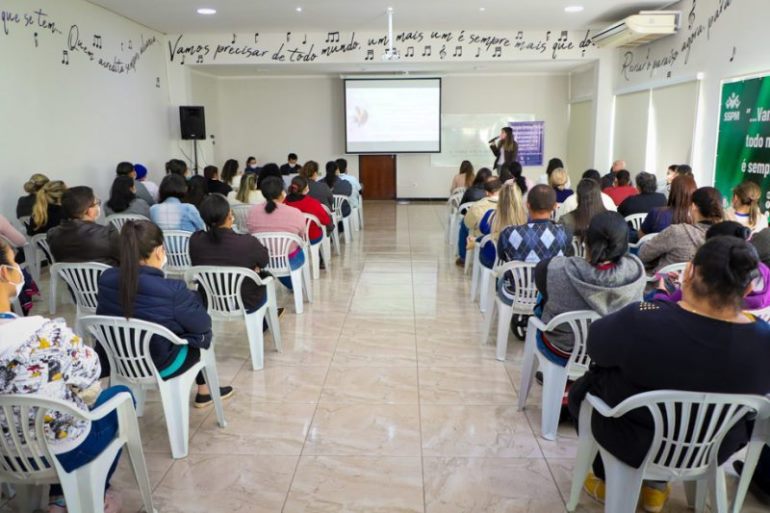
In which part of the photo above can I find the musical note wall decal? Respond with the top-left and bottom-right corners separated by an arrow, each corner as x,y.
364,49 -> 374,61
286,31 -> 291,42
61,49 -> 69,65
558,30 -> 568,42
92,34 -> 102,49
422,45 -> 431,57
453,46 -> 462,57
439,45 -> 447,59
231,33 -> 236,44
196,54 -> 204,64
405,46 -> 415,57
33,32 -> 38,47
128,39 -> 132,49
492,46 -> 502,58
326,31 -> 340,43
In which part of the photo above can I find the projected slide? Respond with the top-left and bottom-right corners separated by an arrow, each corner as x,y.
345,78 -> 441,153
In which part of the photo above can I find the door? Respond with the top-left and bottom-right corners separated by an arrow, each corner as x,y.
358,155 -> 396,200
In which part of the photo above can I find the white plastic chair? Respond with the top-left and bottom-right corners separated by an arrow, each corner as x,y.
566,391 -> 770,513
24,233 -> 53,282
333,195 -> 354,244
356,195 -> 364,229
302,214 -> 331,279
445,189 -> 466,243
78,315 -> 227,459
253,232 -> 313,314
470,234 -> 493,302
629,232 -> 659,253
162,230 -> 192,278
105,213 -> 149,233
648,262 -> 689,282
48,262 -> 109,325
449,202 -> 474,253
518,310 -> 600,440
625,213 -> 647,232
185,266 -> 282,371
230,204 -> 252,234
0,393 -> 156,513
571,237 -> 586,258
482,262 -> 539,360
322,204 -> 341,256
731,400 -> 770,513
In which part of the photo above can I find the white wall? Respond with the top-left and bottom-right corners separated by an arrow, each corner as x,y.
0,0 -> 173,220
613,0 -> 770,186
198,73 -> 569,198
188,71 -> 220,171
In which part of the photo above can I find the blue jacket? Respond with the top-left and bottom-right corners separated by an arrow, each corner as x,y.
96,266 -> 212,370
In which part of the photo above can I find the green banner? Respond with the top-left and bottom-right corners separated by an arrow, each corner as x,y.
715,74 -> 770,214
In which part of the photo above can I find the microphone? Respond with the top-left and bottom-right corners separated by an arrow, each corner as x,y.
489,136 -> 499,144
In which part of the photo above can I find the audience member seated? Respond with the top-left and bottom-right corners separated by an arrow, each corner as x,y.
323,161 -> 353,217
116,161 -> 154,206
600,160 -> 626,190
726,181 -> 768,235
602,169 -> 638,207
103,176 -> 151,218
462,178 -> 503,266
228,173 -> 265,205
96,220 -> 233,407
0,214 -> 26,248
640,186 -> 724,273
549,167 -> 574,203
478,181 -> 527,269
299,160 -> 332,210
618,171 -> 666,217
652,222 -> 770,311
203,165 -> 232,196
456,173 -> 495,266
48,186 -> 120,265
150,174 -> 205,232
27,180 -> 66,236
537,158 -> 566,186
506,161 -> 533,196
244,156 -> 260,175
557,169 -> 616,219
559,179 -> 606,241
221,159 -> 241,191
17,173 -> 49,219
450,160 -> 474,193
568,235 -> 770,512
247,176 -> 306,289
0,238 -> 125,513
656,164 -> 678,197
336,158 -> 362,208
535,212 -> 645,365
752,228 -> 770,266
638,174 -> 697,237
460,168 -> 493,205
497,185 -> 571,297
284,176 -> 333,246
280,153 -> 302,176
165,158 -> 188,177
190,194 -> 271,311
133,164 -> 158,202
256,163 -> 283,189
184,175 -> 209,209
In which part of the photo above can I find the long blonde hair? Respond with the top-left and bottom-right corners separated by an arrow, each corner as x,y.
24,173 -> 49,195
548,168 -> 568,190
733,181 -> 762,228
236,173 -> 257,203
492,182 -> 527,239
32,180 -> 66,229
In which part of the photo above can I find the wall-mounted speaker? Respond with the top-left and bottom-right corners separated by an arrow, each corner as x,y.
179,106 -> 206,140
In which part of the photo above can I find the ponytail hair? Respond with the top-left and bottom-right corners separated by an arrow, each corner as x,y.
260,176 -> 284,214
119,220 -> 164,319
198,193 -> 231,243
287,176 -> 308,202
733,181 -> 762,228
301,160 -> 319,179
32,180 -> 66,229
691,236 -> 760,310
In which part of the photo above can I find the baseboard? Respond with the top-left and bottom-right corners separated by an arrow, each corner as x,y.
395,197 -> 448,203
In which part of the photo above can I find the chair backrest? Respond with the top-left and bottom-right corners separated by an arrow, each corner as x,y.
571,237 -> 586,258
230,204 -> 252,234
253,232 -> 305,276
625,213 -> 647,232
78,315 -> 186,385
106,214 -> 149,233
162,230 -> 192,274
589,391 -> 770,480
748,305 -> 770,322
30,233 -> 54,264
184,266 -> 269,320
649,262 -> 689,282
495,261 -> 539,312
0,395 -> 90,482
457,202 -> 474,216
302,213 -> 323,244
543,310 -> 600,375
332,195 -> 351,218
448,189 -> 465,209
50,262 -> 110,314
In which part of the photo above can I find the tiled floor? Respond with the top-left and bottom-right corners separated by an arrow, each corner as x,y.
4,201 -> 768,512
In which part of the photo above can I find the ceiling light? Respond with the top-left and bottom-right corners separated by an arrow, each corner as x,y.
196,7 -> 216,15
479,7 -> 486,12
296,6 -> 302,12
564,5 -> 584,13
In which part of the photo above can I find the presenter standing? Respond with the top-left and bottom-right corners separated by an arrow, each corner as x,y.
489,127 -> 518,171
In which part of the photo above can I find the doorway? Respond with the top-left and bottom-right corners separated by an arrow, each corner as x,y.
358,155 -> 396,200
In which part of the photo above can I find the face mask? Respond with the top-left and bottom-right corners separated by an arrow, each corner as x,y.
160,250 -> 168,270
2,264 -> 24,300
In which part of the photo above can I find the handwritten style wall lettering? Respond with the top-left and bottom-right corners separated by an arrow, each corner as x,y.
2,6 -> 158,75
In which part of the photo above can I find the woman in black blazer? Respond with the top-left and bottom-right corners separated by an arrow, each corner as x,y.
489,126 -> 518,171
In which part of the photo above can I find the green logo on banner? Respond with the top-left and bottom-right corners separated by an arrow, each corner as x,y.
715,74 -> 770,214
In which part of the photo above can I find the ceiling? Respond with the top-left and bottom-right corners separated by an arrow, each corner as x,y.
88,0 -> 673,34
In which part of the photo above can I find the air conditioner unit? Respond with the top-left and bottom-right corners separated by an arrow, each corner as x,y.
592,11 -> 681,48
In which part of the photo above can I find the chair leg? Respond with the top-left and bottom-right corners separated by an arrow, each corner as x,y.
331,228 -> 341,255
517,323 -> 538,411
321,238 -> 331,273
683,479 -> 708,513
310,245 -> 320,280
49,273 -> 58,315
200,348 -> 227,429
157,374 -> 195,459
732,439 -> 764,513
133,386 -> 147,418
482,295 -> 496,344
289,270 -> 304,314
266,283 -> 283,352
495,303 -> 514,361
470,253 -> 480,302
479,270 -> 492,313
15,484 -> 45,513
601,451 -> 645,513
464,248 -> 474,275
302,261 -> 313,303
710,465 -> 729,513
566,401 -> 598,512
244,309 -> 266,371
342,219 -> 351,244
540,359 -> 570,441
119,403 -> 157,513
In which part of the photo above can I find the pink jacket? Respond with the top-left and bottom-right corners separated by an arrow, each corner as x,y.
0,215 -> 26,247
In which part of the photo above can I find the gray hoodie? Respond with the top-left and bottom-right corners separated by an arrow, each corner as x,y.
540,254 -> 646,355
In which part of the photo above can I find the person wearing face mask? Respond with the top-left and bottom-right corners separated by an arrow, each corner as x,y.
47,186 -> 121,265
244,156 -> 261,175
0,238 -> 127,513
96,220 -> 234,408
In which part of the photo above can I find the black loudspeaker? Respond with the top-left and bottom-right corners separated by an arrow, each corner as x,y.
179,106 -> 206,140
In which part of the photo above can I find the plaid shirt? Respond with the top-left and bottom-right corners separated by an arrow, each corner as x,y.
150,198 -> 205,232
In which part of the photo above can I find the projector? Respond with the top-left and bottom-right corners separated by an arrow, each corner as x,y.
382,49 -> 400,61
